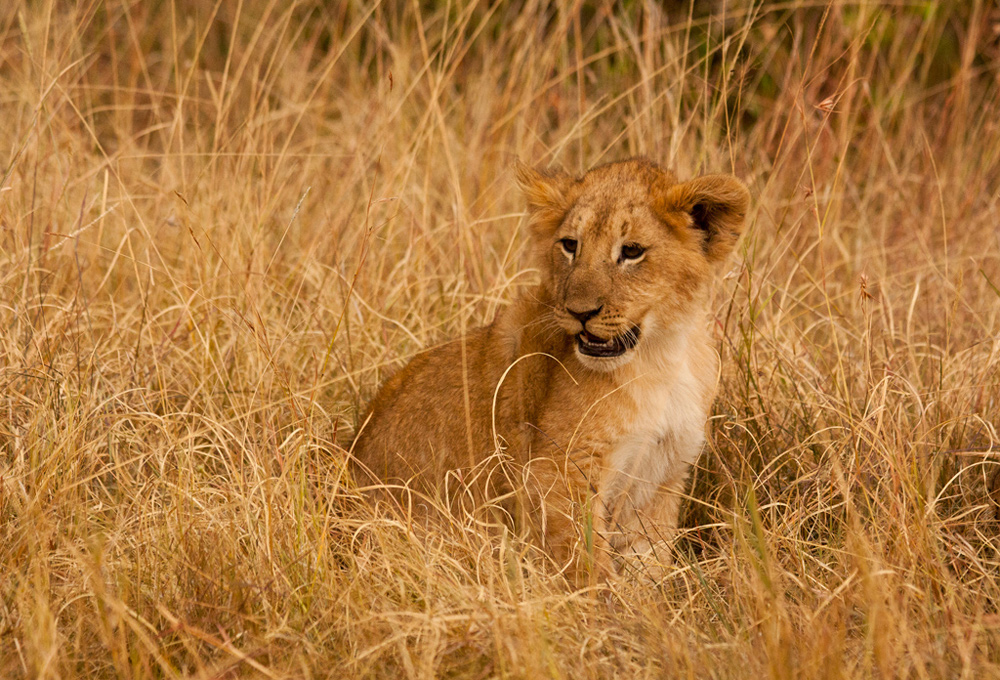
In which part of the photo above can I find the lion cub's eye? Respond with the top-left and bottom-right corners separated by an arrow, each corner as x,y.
619,243 -> 646,262
559,238 -> 578,257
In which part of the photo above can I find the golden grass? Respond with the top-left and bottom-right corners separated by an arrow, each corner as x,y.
2,0 -> 1000,677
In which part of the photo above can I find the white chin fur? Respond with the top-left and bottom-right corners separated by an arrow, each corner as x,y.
574,346 -> 637,372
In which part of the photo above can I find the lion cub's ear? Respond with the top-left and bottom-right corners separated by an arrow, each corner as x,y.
656,174 -> 750,263
514,161 -> 576,236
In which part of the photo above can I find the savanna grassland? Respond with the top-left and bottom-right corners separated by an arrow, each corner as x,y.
2,1 -> 1000,677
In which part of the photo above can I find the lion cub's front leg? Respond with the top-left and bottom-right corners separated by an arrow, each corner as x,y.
534,482 -> 687,585
601,477 -> 688,583
523,450 -> 688,585
516,457 -> 608,586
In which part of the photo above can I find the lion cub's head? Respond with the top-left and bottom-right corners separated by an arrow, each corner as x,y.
516,158 -> 749,371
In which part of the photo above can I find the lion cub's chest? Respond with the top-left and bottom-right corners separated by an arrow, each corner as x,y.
601,351 -> 712,508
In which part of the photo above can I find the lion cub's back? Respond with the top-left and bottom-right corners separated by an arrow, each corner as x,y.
350,325 -> 502,493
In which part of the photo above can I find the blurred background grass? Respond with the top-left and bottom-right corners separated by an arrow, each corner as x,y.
2,1 -> 1000,677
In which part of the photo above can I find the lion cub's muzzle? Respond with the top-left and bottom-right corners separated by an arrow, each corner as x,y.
564,303 -> 642,359
576,326 -> 642,358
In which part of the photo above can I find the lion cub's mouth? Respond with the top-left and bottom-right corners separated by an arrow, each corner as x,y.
576,326 -> 642,358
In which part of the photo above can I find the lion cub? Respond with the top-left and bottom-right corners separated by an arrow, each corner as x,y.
352,158 -> 749,581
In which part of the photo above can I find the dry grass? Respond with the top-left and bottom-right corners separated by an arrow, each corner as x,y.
2,0 -> 1000,677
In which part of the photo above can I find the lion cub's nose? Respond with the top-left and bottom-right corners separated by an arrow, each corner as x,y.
567,305 -> 603,326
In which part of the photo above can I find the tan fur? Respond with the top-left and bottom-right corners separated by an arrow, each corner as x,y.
352,158 -> 750,583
